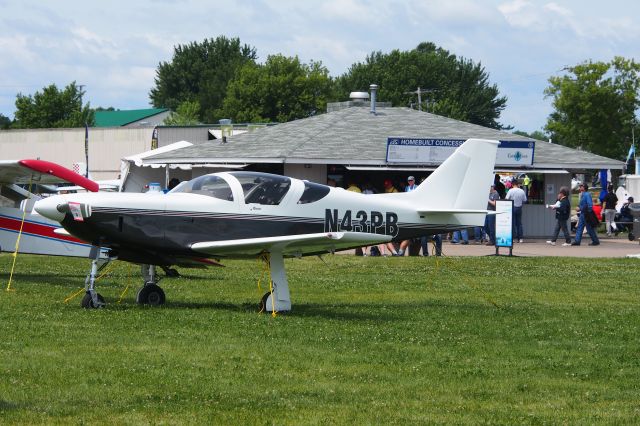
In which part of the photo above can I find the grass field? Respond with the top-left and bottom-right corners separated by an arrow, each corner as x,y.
1,253 -> 639,424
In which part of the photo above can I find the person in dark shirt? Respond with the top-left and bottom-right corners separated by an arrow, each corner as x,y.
494,174 -> 506,199
546,186 -> 572,246
601,185 -> 618,236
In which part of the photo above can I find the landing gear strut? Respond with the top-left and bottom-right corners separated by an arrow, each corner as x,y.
82,245 -> 110,309
137,264 -> 166,306
259,250 -> 291,313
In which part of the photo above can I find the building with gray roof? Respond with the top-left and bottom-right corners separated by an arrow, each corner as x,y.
133,100 -> 625,237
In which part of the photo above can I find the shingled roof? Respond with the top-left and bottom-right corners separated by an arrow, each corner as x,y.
143,106 -> 624,170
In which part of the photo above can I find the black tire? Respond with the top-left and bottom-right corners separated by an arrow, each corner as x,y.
81,292 -> 105,309
629,232 -> 635,242
259,291 -> 272,312
136,284 -> 166,306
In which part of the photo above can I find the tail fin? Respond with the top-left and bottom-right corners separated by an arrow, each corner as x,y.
407,139 -> 499,211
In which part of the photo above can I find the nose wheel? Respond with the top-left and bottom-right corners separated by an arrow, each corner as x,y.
81,292 -> 105,309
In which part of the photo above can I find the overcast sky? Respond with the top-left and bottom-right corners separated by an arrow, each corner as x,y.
1,0 -> 638,132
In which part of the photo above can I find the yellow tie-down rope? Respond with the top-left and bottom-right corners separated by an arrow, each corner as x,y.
6,176 -> 33,292
63,260 -> 119,303
257,252 -> 277,317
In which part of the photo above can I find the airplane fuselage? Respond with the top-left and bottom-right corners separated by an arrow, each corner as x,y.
35,171 -> 473,264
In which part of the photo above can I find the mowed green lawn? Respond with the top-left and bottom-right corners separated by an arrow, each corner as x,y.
1,254 -> 639,424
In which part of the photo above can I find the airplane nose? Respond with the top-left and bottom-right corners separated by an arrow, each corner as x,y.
34,196 -> 67,222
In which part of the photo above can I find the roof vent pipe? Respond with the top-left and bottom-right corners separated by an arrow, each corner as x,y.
369,84 -> 378,115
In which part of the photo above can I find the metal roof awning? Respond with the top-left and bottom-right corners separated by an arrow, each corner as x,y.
495,169 -> 569,174
191,163 -> 248,169
346,165 -> 438,171
347,166 -> 570,174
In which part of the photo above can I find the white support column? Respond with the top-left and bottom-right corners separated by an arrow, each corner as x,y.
266,250 -> 292,312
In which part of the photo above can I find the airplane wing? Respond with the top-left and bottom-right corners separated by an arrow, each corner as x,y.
0,159 -> 99,192
190,232 -> 392,257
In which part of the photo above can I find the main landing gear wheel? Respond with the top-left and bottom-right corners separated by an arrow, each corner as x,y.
259,291 -> 272,312
81,292 -> 105,309
136,284 -> 166,306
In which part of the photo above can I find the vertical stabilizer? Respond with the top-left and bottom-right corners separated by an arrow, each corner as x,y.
407,139 -> 499,210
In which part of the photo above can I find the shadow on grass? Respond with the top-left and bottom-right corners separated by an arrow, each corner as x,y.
0,272 -> 83,286
67,294 -> 507,323
0,400 -> 22,411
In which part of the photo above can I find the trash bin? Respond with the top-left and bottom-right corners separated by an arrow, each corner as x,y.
626,203 -> 640,241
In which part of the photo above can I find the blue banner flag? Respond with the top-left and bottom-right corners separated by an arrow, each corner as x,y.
626,143 -> 635,163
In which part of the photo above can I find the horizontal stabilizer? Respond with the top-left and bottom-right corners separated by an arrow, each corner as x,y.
191,232 -> 391,257
416,208 -> 490,215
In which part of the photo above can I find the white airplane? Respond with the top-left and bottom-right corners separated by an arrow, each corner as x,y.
0,160 -> 200,278
0,159 -> 99,257
34,138 -> 499,311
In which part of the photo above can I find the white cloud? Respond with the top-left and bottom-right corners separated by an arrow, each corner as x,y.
2,0 -> 640,130
70,27 -> 121,61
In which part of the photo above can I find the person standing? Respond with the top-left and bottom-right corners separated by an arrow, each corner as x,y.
571,183 -> 600,246
404,175 -> 417,192
383,179 -> 398,193
398,176 -> 418,255
602,185 -> 618,236
546,187 -> 572,246
494,174 -> 506,199
522,174 -> 531,196
485,185 -> 499,245
506,180 -> 527,243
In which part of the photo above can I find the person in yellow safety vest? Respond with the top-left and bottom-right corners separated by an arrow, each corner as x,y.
523,174 -> 531,197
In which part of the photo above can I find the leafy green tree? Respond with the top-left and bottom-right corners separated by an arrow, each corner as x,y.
0,113 -> 11,129
513,129 -> 548,141
163,100 -> 201,125
334,42 -> 508,129
12,82 -> 94,128
221,55 -> 333,123
149,36 -> 257,123
545,57 -> 640,159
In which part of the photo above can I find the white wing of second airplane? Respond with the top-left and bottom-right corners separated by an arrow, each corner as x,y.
190,232 -> 392,257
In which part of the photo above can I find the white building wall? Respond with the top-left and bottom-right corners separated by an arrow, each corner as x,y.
521,173 -> 571,237
284,163 -> 327,185
0,127 -> 154,180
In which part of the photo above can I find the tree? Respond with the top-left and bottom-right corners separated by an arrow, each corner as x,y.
12,82 -> 94,128
0,113 -> 11,129
334,42 -> 508,129
149,36 -> 257,123
514,129 -> 548,141
220,55 -> 333,123
163,100 -> 201,125
544,57 -> 640,159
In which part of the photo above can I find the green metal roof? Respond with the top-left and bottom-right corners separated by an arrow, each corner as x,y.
94,108 -> 169,127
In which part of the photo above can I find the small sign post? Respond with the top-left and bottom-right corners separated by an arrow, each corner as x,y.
494,200 -> 514,256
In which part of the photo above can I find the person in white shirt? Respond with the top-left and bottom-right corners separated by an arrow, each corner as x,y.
506,180 -> 527,243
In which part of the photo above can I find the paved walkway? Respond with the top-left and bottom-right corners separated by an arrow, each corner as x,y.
438,237 -> 640,258
353,236 -> 640,258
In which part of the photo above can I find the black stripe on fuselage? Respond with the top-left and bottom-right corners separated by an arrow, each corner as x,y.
62,207 -> 461,255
